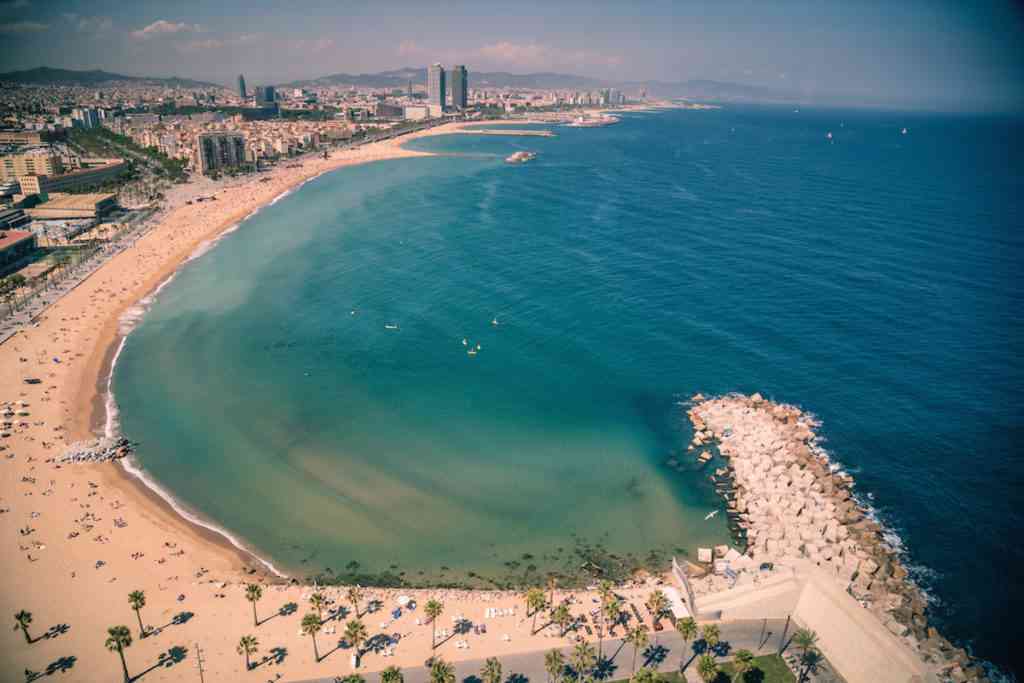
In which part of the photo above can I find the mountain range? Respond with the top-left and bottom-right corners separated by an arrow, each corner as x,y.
0,66 -> 797,103
0,67 -> 221,89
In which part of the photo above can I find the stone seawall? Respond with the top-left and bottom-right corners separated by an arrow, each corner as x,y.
688,392 -> 988,683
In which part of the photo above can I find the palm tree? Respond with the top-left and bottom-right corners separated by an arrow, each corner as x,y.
645,591 -> 669,632
345,619 -> 369,668
13,610 -> 33,644
792,628 -> 818,659
245,584 -> 263,627
625,625 -> 649,674
701,624 -> 720,656
347,586 -> 364,618
798,649 -> 823,683
310,592 -> 326,621
424,599 -> 445,651
547,576 -> 558,607
526,587 -> 547,634
105,625 -> 133,683
630,667 -> 662,683
551,604 -> 572,637
544,648 -> 565,683
301,611 -> 323,662
696,654 -> 718,683
237,635 -> 259,671
482,656 -> 502,683
675,617 -> 697,670
597,580 -> 614,606
732,649 -> 755,683
429,657 -> 455,683
380,665 -> 404,683
570,641 -> 597,683
602,598 -> 621,637
128,590 -> 147,638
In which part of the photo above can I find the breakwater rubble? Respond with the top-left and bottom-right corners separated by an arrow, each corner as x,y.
688,392 -> 990,683
58,437 -> 133,464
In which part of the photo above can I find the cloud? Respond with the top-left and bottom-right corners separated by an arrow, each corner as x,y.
0,20 -> 47,33
130,19 -> 201,39
176,32 -> 261,52
64,14 -> 113,33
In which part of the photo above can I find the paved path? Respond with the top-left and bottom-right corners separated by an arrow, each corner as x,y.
289,619 -> 793,683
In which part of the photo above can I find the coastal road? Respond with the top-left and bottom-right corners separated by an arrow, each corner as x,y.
288,618 -> 793,683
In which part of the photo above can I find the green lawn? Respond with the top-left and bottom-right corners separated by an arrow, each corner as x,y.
716,654 -> 796,683
610,654 -> 794,683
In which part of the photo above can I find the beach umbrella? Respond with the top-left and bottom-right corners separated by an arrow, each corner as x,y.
397,595 -> 411,606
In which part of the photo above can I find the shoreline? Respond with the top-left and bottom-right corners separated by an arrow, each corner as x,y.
64,119 -> 548,586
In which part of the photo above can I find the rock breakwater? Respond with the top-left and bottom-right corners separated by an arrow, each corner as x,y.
689,393 -> 989,682
58,437 -> 132,464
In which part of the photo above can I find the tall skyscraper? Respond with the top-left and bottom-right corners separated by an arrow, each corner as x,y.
450,65 -> 468,109
428,63 -> 446,109
238,74 -> 247,99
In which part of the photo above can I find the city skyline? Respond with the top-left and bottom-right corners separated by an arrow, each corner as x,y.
0,0 -> 1023,111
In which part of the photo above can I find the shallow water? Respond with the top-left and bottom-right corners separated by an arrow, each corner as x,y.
115,106 -> 1023,676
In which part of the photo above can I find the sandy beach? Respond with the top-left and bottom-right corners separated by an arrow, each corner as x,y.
0,121 -> 661,683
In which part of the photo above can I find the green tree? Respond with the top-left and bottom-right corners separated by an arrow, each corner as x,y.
429,657 -> 455,683
128,590 -> 147,638
675,617 -> 697,670
630,667 -> 663,683
526,587 -> 547,634
602,598 -> 622,637
482,656 -> 502,683
380,665 -> 404,683
696,654 -> 718,683
237,634 -> 258,671
310,592 -> 326,621
570,641 -> 596,683
597,580 -> 614,606
551,604 -> 572,637
345,619 -> 369,667
732,649 -> 755,683
799,649 -> 823,683
105,625 -> 133,683
13,610 -> 32,644
302,611 -> 323,662
702,623 -> 720,655
792,628 -> 818,658
625,625 -> 649,673
645,590 -> 670,631
347,586 -> 364,617
547,576 -> 558,607
425,599 -> 444,651
544,648 -> 565,683
245,584 -> 263,627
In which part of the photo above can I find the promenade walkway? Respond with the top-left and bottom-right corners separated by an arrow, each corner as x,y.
289,619 -> 791,683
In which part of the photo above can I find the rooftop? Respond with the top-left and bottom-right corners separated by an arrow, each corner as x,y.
0,229 -> 34,250
36,192 -> 116,209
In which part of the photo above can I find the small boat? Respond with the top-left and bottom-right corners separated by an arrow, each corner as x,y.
505,151 -> 537,164
826,131 -> 833,140
384,324 -> 399,330
467,348 -> 478,356
704,510 -> 719,521
462,338 -> 468,346
901,127 -> 908,135
491,317 -> 499,326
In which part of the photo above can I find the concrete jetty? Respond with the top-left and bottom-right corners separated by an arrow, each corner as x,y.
688,393 -> 988,683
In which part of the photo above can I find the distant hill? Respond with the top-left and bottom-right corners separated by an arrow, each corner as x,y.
278,68 -> 796,102
0,67 -> 223,89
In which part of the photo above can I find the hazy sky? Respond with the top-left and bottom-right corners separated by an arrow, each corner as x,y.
1,0 -> 1022,109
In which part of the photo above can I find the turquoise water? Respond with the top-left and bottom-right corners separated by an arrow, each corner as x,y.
114,107 -> 1023,676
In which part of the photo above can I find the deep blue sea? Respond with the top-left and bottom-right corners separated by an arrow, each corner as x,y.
114,106 -> 1023,677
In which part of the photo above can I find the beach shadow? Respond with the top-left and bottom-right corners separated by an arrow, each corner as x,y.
258,602 -> 297,626
24,655 -> 78,680
131,645 -> 187,681
507,674 -> 529,683
367,599 -> 382,614
365,633 -> 392,654
643,644 -> 669,668
326,605 -> 350,623
262,646 -> 288,667
41,624 -> 71,641
463,676 -> 482,683
593,658 -> 618,681
171,611 -> 193,626
713,641 -> 731,658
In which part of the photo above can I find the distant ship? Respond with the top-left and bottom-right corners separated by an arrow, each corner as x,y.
826,131 -> 833,140
901,127 -> 908,135
505,151 -> 537,164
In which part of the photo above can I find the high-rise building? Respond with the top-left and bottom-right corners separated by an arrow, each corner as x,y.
195,133 -> 247,175
238,74 -> 247,99
427,63 -> 446,110
450,65 -> 468,109
255,85 -> 276,105
71,107 -> 100,129
1,150 -> 64,181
